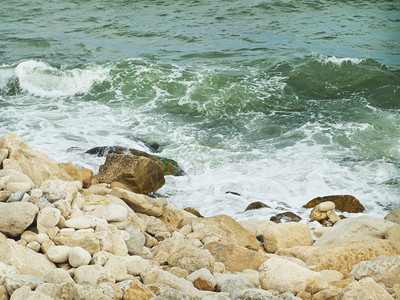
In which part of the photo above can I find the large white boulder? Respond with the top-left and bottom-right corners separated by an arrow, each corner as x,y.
259,256 -> 329,295
0,202 -> 38,237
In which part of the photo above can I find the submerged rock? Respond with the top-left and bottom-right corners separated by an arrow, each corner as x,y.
270,212 -> 301,223
225,191 -> 241,196
244,201 -> 270,212
86,146 -> 184,176
303,195 -> 365,213
183,207 -> 203,218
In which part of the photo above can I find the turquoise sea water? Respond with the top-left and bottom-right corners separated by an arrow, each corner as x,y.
1,0 -> 399,221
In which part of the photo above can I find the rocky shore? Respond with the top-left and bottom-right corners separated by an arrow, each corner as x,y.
0,132 -> 399,300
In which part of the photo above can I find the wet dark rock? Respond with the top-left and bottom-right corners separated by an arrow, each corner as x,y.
270,212 -> 302,223
256,235 -> 264,243
96,154 -> 165,194
184,207 -> 203,218
383,177 -> 400,185
225,191 -> 241,196
86,146 -> 184,176
244,201 -> 270,212
146,142 -> 160,153
303,195 -> 365,213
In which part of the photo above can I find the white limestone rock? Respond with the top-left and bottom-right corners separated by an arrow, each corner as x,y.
220,276 -> 256,299
40,180 -> 82,204
350,255 -> 400,287
110,187 -> 167,217
318,269 -> 344,283
141,267 -> 203,298
104,256 -> 132,282
318,201 -> 335,212
46,246 -> 72,264
0,262 -> 18,285
73,284 -> 111,300
125,226 -> 146,255
237,288 -> 274,300
385,206 -> 400,224
314,215 -> 396,246
186,268 -> 217,291
5,274 -> 45,296
259,256 -> 329,295
64,217 -> 94,230
125,255 -> 151,276
337,277 -> 394,300
262,222 -> 313,253
91,251 -> 113,266
68,246 -> 91,268
0,202 -> 38,237
26,241 -> 41,252
8,285 -> 53,300
0,240 -> 56,278
37,207 -> 61,234
85,204 -> 127,222
44,268 -> 74,284
74,265 -> 115,286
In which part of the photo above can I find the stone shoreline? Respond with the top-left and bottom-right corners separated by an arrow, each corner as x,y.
0,132 -> 399,300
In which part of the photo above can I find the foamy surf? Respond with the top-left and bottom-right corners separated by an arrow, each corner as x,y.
1,54 -> 399,225
312,52 -> 364,66
14,60 -> 110,98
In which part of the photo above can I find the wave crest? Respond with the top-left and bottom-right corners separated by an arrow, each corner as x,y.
312,52 -> 364,66
14,60 -> 110,97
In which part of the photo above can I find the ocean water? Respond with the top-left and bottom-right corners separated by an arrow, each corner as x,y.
1,0 -> 399,223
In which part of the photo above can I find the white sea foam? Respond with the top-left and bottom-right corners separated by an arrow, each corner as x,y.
312,52 -> 364,66
1,58 -> 399,225
14,60 -> 110,97
0,65 -> 15,90
158,119 -> 400,222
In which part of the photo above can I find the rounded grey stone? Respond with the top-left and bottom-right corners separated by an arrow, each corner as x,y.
35,197 -> 55,209
6,191 -> 26,203
125,227 -> 145,255
42,189 -> 67,203
154,288 -> 190,300
221,277 -> 256,299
